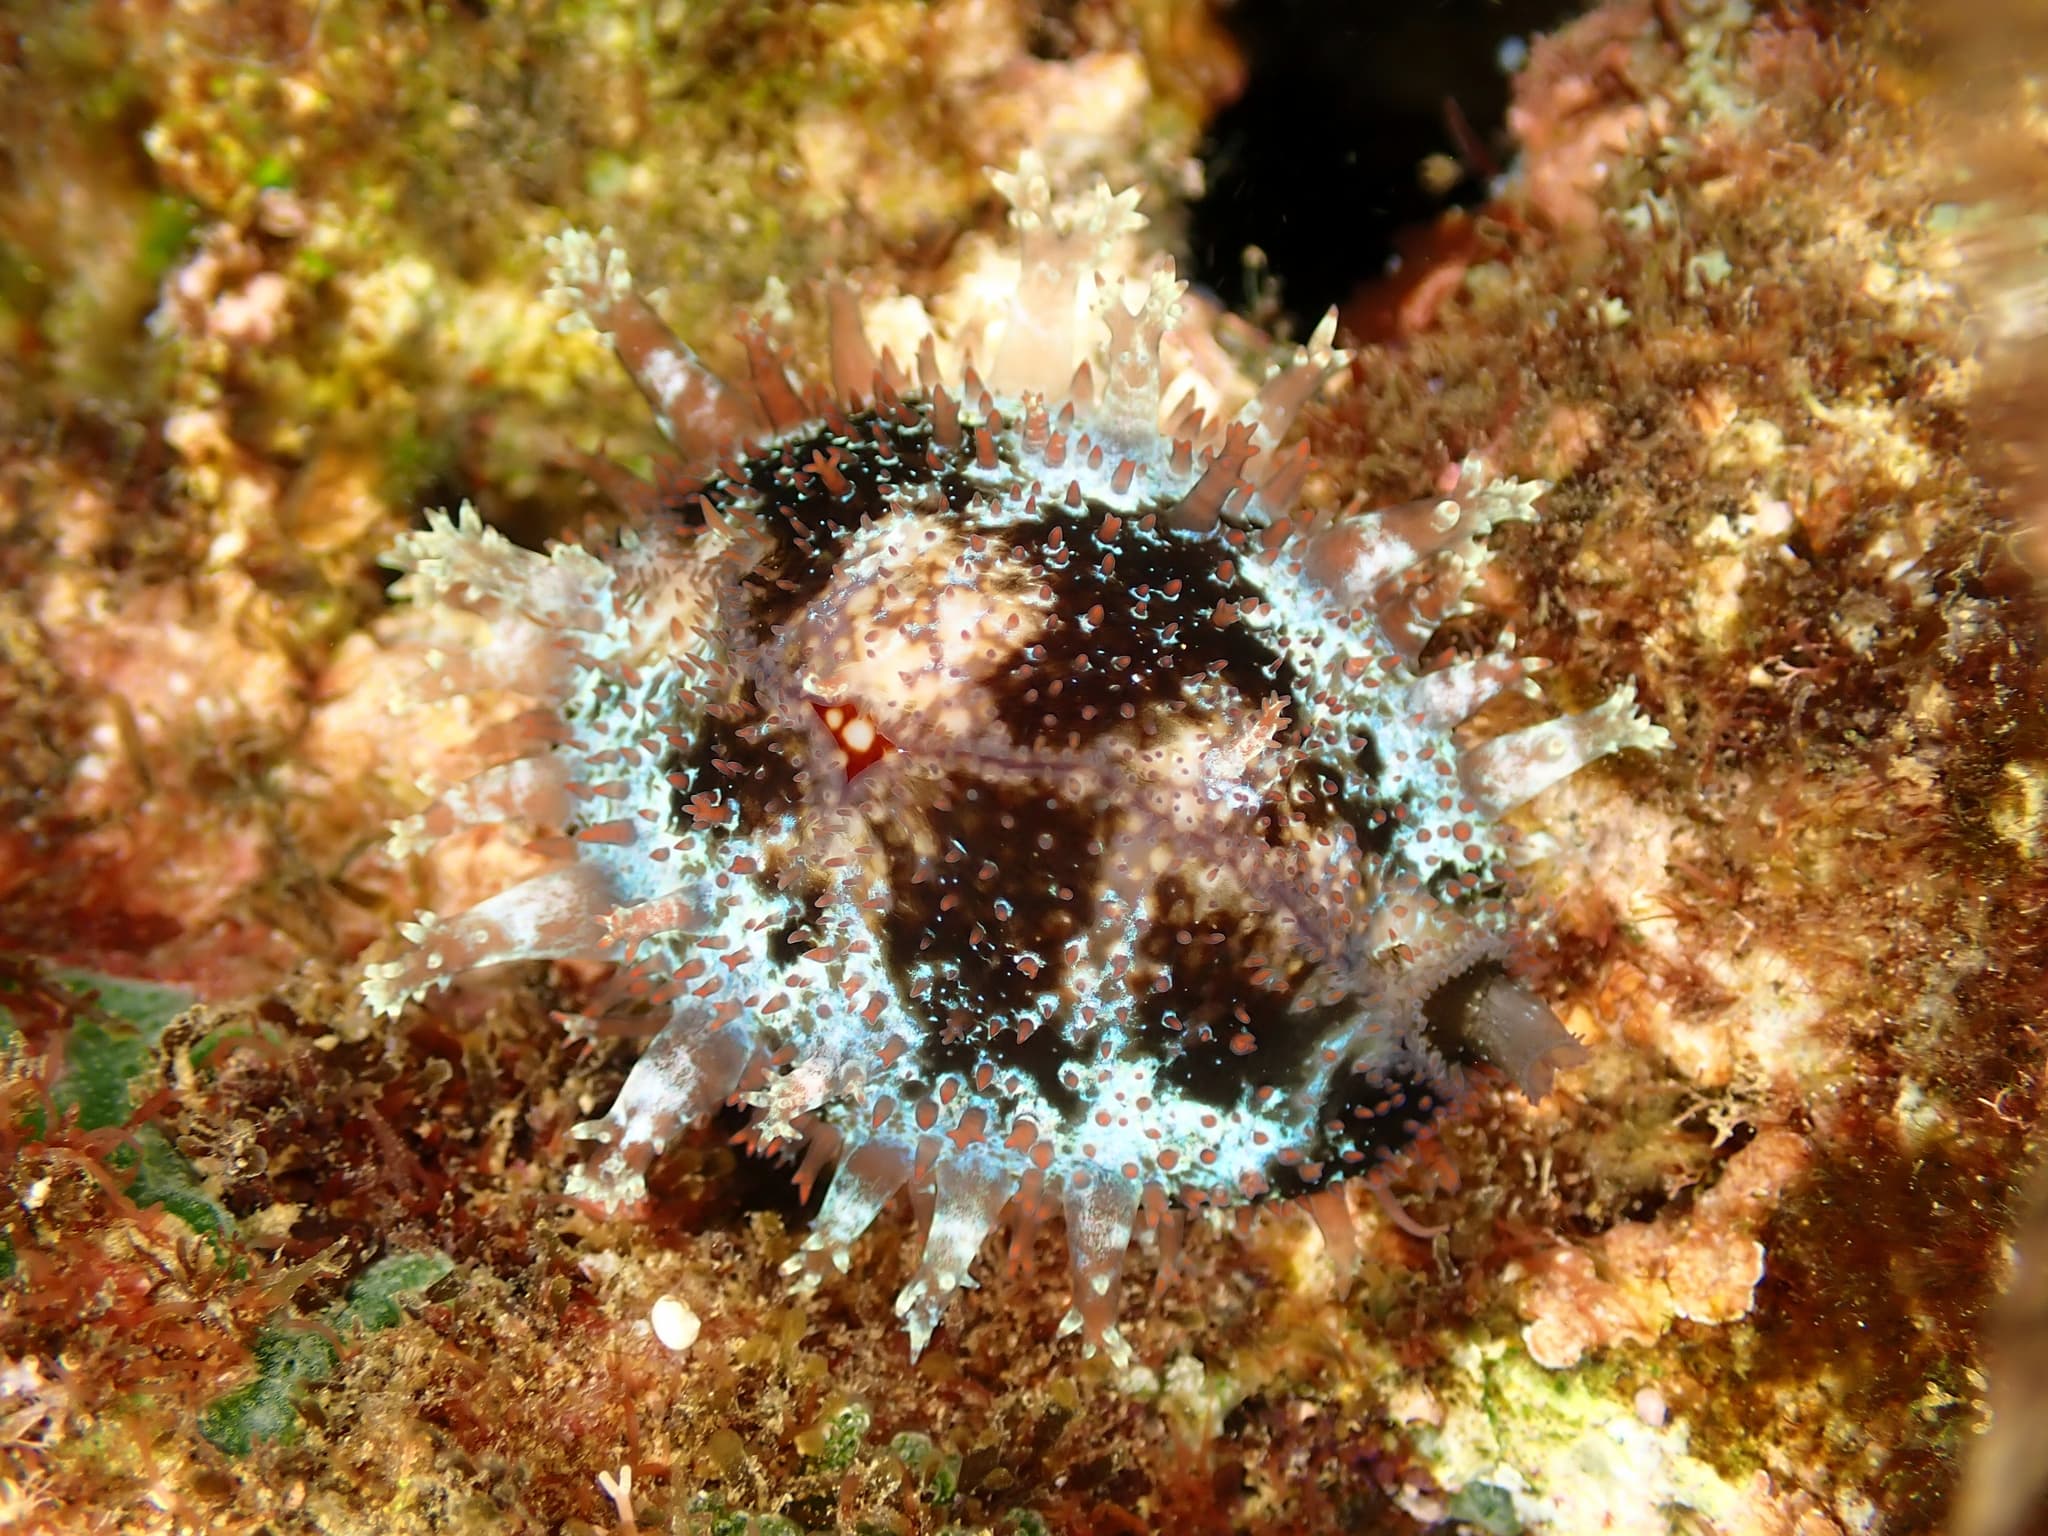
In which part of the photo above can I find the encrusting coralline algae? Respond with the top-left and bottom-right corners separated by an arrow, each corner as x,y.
361,154 -> 1668,1364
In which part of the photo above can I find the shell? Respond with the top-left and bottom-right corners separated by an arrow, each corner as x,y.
362,155 -> 1669,1364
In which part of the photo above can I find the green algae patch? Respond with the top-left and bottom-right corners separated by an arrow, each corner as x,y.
197,1375 -> 304,1458
136,195 -> 200,286
336,1247 -> 457,1334
53,1015 -> 161,1134
200,1247 -> 456,1455
42,967 -> 193,1130
124,1124 -> 237,1247
678,1500 -> 805,1536
1,967 -> 201,1186
198,1326 -> 340,1455
32,974 -> 236,1247
810,1402 -> 873,1473
0,964 -> 231,1251
1446,1481 -> 1523,1536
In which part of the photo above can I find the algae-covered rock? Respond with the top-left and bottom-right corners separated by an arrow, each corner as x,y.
0,2 -> 2038,1533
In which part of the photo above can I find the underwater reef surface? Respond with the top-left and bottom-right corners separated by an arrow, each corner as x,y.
1,1 -> 2041,1533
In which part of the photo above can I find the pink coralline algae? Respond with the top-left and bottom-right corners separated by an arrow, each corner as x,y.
361,157 -> 1668,1363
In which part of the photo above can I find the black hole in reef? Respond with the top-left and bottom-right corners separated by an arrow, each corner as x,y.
1188,0 -> 1591,332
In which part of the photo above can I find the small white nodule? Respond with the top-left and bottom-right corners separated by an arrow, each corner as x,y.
1634,1385 -> 1669,1428
651,1293 -> 702,1352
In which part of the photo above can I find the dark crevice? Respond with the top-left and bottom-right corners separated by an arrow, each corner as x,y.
1189,0 -> 1592,331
